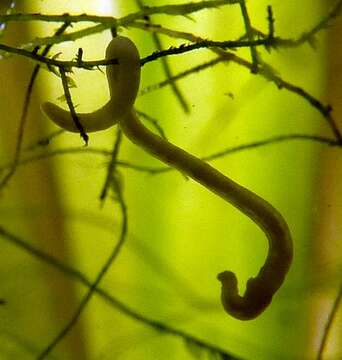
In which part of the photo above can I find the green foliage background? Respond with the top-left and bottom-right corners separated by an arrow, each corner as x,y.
0,1 -> 340,359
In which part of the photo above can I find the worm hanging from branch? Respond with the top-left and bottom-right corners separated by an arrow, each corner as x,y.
42,36 -> 293,320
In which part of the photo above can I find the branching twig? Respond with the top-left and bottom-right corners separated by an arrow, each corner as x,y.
1,2 -> 342,358
143,133 -> 340,175
0,36 -> 269,70
0,1 -> 239,25
0,133 -> 338,178
0,42 -> 119,69
237,0 -> 259,72
1,7 -> 340,141
0,224 -> 242,360
58,66 -> 88,144
0,1 -> 240,47
133,22 -> 342,142
139,56 -> 223,96
276,0 -> 342,48
0,22 -> 70,192
140,37 -> 274,65
134,0 -> 190,113
0,147 -> 158,174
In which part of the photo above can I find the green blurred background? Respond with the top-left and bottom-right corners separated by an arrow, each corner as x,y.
0,0 -> 341,359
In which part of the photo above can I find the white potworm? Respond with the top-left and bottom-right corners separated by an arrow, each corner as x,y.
42,36 -> 293,320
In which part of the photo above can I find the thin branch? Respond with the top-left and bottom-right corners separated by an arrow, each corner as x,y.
257,65 -> 340,142
223,0 -> 342,50
139,56 -> 223,96
37,174 -> 128,359
136,110 -> 168,140
316,282 -> 342,360
0,13 -> 116,24
5,0 -> 340,50
133,22 -> 342,142
0,1 -> 239,25
237,0 -> 259,72
0,133 -> 338,178
26,23 -> 109,48
2,11 -> 339,141
49,33 -> 340,144
225,50 -> 340,141
134,0 -> 190,113
0,42 -> 118,69
140,37 -> 274,65
118,0 -> 240,25
100,129 -> 123,204
0,148 -> 158,174
0,22 -> 70,192
203,134 -> 338,161
58,66 -> 88,144
0,3 -> 340,358
0,36 -> 269,70
276,0 -> 342,48
144,133 -> 339,175
0,1 -> 240,48
153,35 -> 190,113
0,224 -> 242,360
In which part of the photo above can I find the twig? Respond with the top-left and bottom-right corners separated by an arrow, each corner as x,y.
2,11 -> 339,140
316,283 -> 342,360
144,133 -> 339,175
0,22 -> 71,192
37,174 -> 128,358
0,13 -> 116,24
134,0 -> 190,113
0,42 -> 118,69
134,22 -> 342,142
0,36 -> 269,70
0,133 -> 338,178
0,1 -> 240,48
140,37 -> 274,65
4,0 -> 339,49
58,66 -> 88,144
0,147 -> 158,174
267,6 -> 275,40
0,224 -> 242,360
276,0 -> 342,48
99,129 -> 122,203
0,1 -> 239,25
136,110 -> 168,140
139,56 -> 223,96
237,0 -> 259,72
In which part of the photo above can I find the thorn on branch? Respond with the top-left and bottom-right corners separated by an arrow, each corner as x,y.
76,47 -> 83,65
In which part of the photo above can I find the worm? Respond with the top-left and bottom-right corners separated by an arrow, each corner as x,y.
42,36 -> 293,320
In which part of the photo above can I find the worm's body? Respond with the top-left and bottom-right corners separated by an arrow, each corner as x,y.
42,36 -> 293,320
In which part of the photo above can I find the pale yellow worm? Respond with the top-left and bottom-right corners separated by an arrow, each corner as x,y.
42,36 -> 293,320
42,37 -> 140,132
